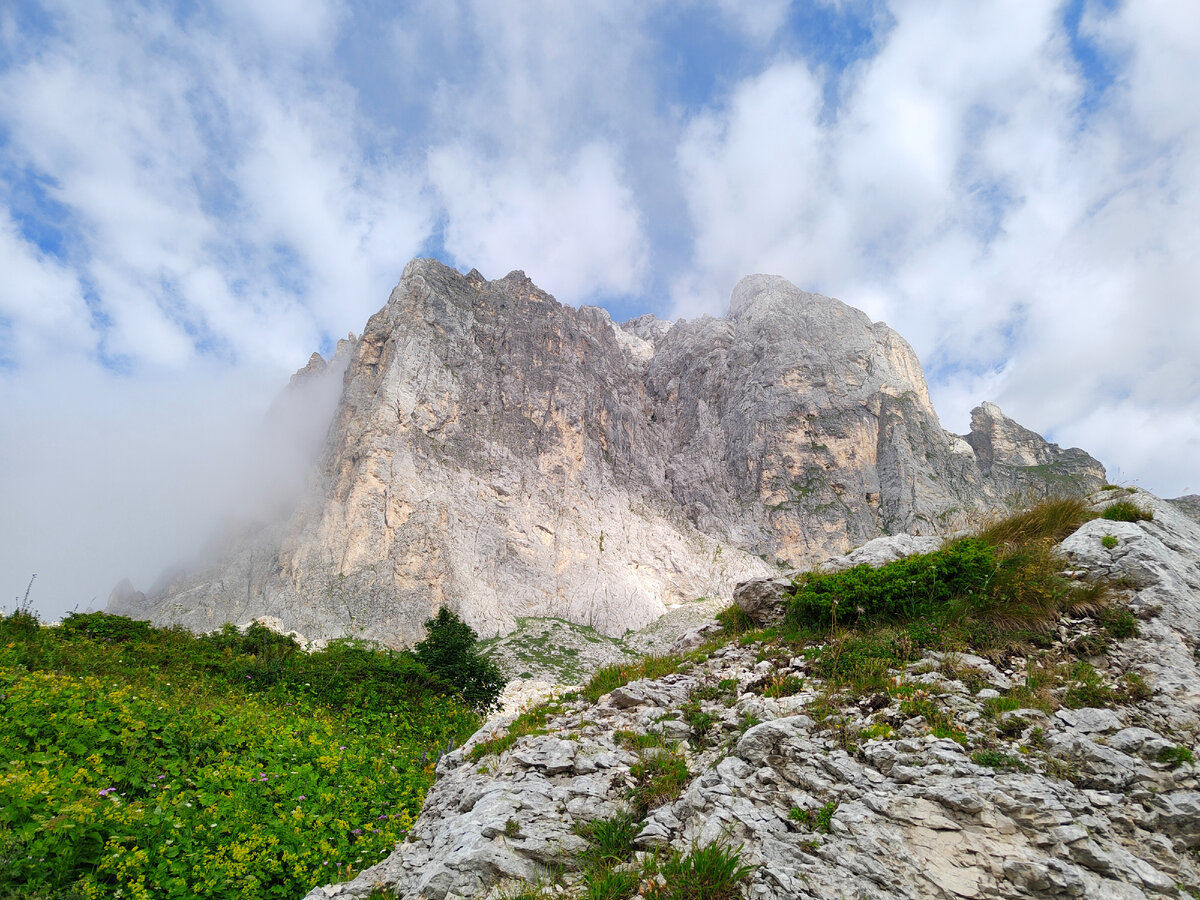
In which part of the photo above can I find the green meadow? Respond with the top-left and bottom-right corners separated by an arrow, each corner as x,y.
0,610 -> 500,900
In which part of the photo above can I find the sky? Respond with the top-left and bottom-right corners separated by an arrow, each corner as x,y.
2,0 -> 1198,620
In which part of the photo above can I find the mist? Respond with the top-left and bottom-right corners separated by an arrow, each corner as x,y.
1,349 -> 348,623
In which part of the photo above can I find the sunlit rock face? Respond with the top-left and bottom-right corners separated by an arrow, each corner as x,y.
108,259 -> 1105,646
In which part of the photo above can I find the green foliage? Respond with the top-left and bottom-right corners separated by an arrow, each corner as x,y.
467,699 -> 564,761
786,497 -> 1108,641
975,496 -> 1093,547
628,748 -> 689,816
788,801 -> 838,834
1156,745 -> 1194,768
0,613 -> 479,900
971,750 -> 1027,770
574,813 -> 639,872
582,655 -> 687,704
1101,535 -> 1119,550
414,608 -> 505,713
655,842 -> 754,900
714,604 -> 754,638
1097,606 -> 1138,639
58,611 -> 155,643
1101,501 -> 1153,523
899,697 -> 966,743
786,538 -> 995,630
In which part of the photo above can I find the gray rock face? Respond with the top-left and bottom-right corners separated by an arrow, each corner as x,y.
303,489 -> 1200,900
111,260 -> 1104,646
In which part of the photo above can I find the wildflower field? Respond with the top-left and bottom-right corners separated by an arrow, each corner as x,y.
0,611 -> 494,900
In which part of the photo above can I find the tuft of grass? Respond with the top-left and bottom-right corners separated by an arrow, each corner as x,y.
628,749 -> 690,816
1101,534 -> 1119,549
971,749 -> 1027,770
582,655 -> 688,704
468,700 -> 564,761
574,813 -> 639,871
715,604 -> 755,637
1101,501 -> 1153,523
1156,745 -> 1195,768
976,496 -> 1094,547
655,842 -> 755,900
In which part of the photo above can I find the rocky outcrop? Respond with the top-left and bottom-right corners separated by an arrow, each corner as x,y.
305,489 -> 1200,900
111,260 -> 1105,647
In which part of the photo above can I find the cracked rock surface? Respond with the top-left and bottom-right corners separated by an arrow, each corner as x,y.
111,260 -> 1103,648
306,489 -> 1200,900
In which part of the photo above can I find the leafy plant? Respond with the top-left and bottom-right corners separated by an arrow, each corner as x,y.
0,613 -> 479,900
1101,535 -> 1119,550
414,608 -> 505,712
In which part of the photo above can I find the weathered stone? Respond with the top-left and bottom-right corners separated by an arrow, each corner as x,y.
112,261 -> 1105,648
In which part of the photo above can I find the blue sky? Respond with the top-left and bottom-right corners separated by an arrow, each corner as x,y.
2,0 -> 1198,618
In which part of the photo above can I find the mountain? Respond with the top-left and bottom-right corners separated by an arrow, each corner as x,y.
108,259 -> 1104,646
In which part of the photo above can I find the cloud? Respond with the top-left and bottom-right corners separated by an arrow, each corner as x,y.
669,0 -> 1200,495
3,0 -> 1199,620
429,142 -> 647,301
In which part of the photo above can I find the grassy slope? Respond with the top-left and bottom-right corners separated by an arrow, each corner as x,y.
0,617 -> 481,900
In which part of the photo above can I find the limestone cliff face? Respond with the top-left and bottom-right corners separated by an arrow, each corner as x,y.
109,259 -> 1105,646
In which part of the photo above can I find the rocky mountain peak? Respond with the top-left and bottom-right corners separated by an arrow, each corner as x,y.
110,260 -> 1106,648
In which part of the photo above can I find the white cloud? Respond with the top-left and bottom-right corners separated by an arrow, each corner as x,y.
429,142 -> 647,301
670,0 -> 1200,495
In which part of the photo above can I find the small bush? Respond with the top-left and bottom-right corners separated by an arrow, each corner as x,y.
58,611 -> 154,643
1101,535 -> 1118,550
415,608 -> 505,712
786,538 -> 995,630
1101,501 -> 1153,523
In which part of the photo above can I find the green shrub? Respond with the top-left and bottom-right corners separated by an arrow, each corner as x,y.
1101,535 -> 1119,550
414,608 -> 505,712
786,538 -> 995,630
58,611 -> 155,643
1101,501 -> 1153,523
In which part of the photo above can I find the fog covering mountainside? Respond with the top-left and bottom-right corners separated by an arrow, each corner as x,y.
108,260 -> 1105,646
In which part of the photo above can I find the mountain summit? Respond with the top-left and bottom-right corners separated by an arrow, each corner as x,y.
109,260 -> 1104,645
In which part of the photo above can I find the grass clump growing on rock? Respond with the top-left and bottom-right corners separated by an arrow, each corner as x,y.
785,496 -> 1103,640
582,654 -> 689,704
653,842 -> 755,899
1101,500 -> 1153,523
